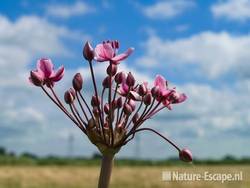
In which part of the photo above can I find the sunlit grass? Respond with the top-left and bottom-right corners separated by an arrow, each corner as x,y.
0,165 -> 249,188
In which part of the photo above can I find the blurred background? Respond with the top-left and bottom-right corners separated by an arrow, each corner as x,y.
0,0 -> 249,187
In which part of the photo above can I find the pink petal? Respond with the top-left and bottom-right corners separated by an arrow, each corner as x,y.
50,66 -> 65,82
29,70 -> 44,86
143,82 -> 148,88
94,43 -> 115,62
162,89 -> 174,99
162,100 -> 172,110
177,93 -> 187,103
117,82 -> 129,96
94,56 -> 106,62
37,58 -> 54,78
111,47 -> 134,62
154,75 -> 167,91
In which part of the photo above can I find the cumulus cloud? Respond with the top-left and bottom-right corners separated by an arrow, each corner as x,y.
211,0 -> 250,22
0,14 -> 91,156
142,0 -> 195,20
130,31 -> 250,158
136,31 -> 250,79
46,1 -> 95,19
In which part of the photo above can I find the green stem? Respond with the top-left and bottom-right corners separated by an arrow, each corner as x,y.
98,155 -> 114,188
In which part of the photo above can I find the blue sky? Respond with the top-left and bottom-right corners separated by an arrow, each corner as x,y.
0,0 -> 249,159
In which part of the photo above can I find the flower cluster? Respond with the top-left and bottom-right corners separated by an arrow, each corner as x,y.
29,40 -> 192,161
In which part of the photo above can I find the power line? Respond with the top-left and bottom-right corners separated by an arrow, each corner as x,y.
67,133 -> 74,158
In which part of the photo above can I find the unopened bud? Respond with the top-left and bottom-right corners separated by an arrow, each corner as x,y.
104,103 -> 110,114
179,149 -> 193,162
132,113 -> 139,124
151,86 -> 161,98
128,100 -> 136,111
103,122 -> 109,130
138,84 -> 147,96
92,107 -> 99,116
88,118 -> 96,129
129,91 -> 142,101
124,103 -> 132,115
102,76 -> 112,88
91,95 -> 100,107
72,73 -> 83,91
126,72 -> 135,87
64,88 -> 76,104
143,93 -> 152,106
116,97 -> 123,108
115,72 -> 126,84
83,41 -> 94,61
106,64 -> 117,76
30,71 -> 44,86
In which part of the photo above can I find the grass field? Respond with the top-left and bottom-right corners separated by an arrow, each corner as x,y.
0,165 -> 249,188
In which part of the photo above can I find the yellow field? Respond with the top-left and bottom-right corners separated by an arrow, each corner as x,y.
0,165 -> 249,188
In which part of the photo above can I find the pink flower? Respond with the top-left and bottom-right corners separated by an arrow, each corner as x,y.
118,81 -> 130,96
169,90 -> 187,104
153,75 -> 187,109
153,75 -> 170,100
94,40 -> 134,64
154,75 -> 167,92
29,58 -> 64,87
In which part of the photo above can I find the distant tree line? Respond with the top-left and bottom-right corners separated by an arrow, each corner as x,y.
0,146 -> 250,166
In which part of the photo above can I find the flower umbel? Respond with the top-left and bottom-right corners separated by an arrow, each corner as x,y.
29,40 -> 192,188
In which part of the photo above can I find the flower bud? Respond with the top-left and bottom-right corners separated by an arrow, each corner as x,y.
124,103 -> 132,115
106,64 -> 117,76
129,91 -> 142,101
104,103 -> 110,114
151,86 -> 161,98
132,112 -> 139,124
143,93 -> 152,106
126,72 -> 135,87
29,71 -> 44,86
138,84 -> 147,96
115,72 -> 126,84
179,149 -> 192,162
91,95 -> 100,107
117,97 -> 123,108
83,41 -> 94,61
112,100 -> 117,109
128,100 -> 136,111
87,118 -> 96,129
102,76 -> 112,88
72,73 -> 83,91
64,88 -> 76,104
92,107 -> 99,116
103,122 -> 109,130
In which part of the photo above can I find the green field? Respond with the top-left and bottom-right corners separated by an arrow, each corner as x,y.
0,165 -> 249,188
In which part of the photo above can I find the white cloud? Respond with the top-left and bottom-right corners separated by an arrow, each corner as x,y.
46,1 -> 95,19
211,0 -> 250,22
0,14 -> 92,156
132,32 -> 250,158
146,80 -> 250,158
136,31 -> 250,79
142,0 -> 195,20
